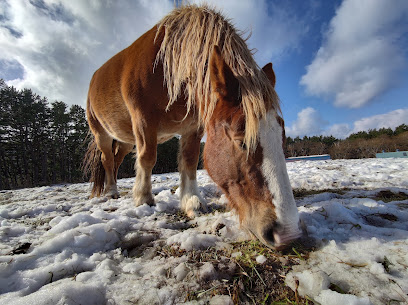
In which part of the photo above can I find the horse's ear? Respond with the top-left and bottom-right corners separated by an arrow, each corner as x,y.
262,63 -> 276,88
277,115 -> 286,151
210,45 -> 240,103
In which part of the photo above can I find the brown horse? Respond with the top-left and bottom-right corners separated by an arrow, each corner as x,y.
84,5 -> 301,249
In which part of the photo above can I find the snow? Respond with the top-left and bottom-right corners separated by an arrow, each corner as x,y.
0,158 -> 407,304
209,295 -> 234,305
199,262 -> 217,281
173,262 -> 189,281
256,255 -> 267,264
315,290 -> 372,305
167,230 -> 221,251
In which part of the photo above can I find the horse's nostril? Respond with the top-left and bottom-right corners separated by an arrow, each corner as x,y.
263,226 -> 276,244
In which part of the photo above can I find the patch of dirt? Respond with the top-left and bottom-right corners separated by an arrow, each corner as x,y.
371,190 -> 408,203
7,242 -> 32,255
120,231 -> 161,258
363,213 -> 399,227
292,188 -> 348,199
0,191 -> 14,205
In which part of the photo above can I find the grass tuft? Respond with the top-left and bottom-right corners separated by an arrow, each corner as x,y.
292,188 -> 348,199
372,190 -> 408,203
160,240 -> 315,304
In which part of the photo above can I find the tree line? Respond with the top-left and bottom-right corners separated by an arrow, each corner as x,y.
0,80 -> 88,190
285,125 -> 408,159
0,80 -> 406,190
0,80 -> 203,190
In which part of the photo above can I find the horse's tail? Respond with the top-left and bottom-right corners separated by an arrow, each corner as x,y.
83,133 -> 105,197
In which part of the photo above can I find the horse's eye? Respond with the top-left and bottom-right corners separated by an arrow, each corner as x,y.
235,139 -> 247,150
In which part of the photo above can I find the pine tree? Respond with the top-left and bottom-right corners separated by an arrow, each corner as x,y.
49,101 -> 70,183
67,105 -> 89,181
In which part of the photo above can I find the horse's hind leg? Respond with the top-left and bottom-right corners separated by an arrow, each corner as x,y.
113,141 -> 134,182
179,130 -> 207,218
96,134 -> 121,198
87,112 -> 119,198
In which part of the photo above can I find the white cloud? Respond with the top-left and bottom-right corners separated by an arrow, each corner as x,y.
300,0 -> 408,108
287,108 -> 408,139
191,0 -> 309,63
285,107 -> 328,138
352,108 -> 408,133
0,0 -> 174,106
323,124 -> 352,139
0,0 -> 309,107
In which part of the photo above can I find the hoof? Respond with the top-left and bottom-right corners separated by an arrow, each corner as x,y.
104,190 -> 120,199
110,193 -> 120,199
134,193 -> 155,207
186,209 -> 198,219
182,195 -> 207,218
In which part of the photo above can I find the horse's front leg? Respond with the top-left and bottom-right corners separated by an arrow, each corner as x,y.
133,127 -> 157,206
179,130 -> 207,217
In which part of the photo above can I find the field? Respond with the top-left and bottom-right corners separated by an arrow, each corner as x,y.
0,158 -> 407,305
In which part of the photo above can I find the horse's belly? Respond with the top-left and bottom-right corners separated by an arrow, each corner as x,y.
157,113 -> 199,142
101,117 -> 135,144
112,129 -> 135,144
157,133 -> 176,144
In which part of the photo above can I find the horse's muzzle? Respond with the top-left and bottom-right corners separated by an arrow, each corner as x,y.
260,222 -> 303,250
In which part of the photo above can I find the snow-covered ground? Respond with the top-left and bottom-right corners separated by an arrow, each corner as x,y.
0,158 -> 407,305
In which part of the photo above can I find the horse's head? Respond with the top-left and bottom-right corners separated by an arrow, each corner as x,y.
204,46 -> 302,250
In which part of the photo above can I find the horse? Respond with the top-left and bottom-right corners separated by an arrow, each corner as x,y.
83,5 -> 302,249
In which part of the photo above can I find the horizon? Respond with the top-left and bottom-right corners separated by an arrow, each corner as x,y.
1,0 -> 407,139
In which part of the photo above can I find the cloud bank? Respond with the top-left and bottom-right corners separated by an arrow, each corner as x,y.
300,0 -> 408,108
286,108 -> 408,139
0,0 -> 308,107
352,109 -> 408,133
0,0 -> 174,106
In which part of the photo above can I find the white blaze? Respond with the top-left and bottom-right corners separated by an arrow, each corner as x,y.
259,110 -> 301,240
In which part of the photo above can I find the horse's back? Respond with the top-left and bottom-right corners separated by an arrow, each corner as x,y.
88,25 -> 200,144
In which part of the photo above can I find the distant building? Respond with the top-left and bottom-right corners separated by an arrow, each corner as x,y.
376,151 -> 408,158
286,154 -> 331,162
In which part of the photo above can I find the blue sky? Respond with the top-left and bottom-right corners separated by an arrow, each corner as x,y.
0,0 -> 407,139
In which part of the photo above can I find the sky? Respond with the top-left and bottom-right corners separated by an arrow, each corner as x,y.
0,0 -> 407,139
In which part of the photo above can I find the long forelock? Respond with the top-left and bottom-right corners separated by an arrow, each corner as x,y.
155,4 -> 280,152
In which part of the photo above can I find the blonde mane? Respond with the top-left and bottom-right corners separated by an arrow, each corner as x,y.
155,4 -> 280,151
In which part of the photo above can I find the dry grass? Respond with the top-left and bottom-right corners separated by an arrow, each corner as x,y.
292,188 -> 348,199
159,240 -> 316,304
370,190 -> 408,202
292,188 -> 408,202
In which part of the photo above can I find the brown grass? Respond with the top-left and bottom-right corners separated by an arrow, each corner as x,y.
371,190 -> 408,202
160,240 -> 315,304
